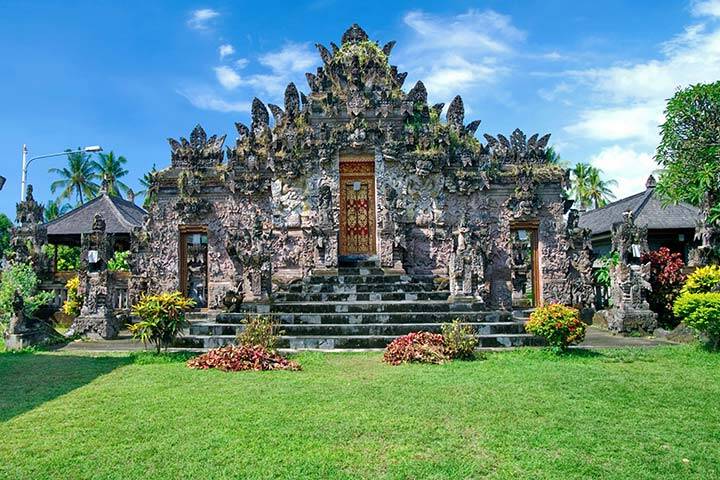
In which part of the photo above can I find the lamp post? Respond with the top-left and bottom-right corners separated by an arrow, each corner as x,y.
21,144 -> 103,200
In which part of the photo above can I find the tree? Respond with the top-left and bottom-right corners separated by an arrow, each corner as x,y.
656,81 -> 720,225
49,149 -> 99,205
570,163 -> 592,209
44,200 -> 72,221
138,164 -> 158,209
0,213 -> 13,259
586,167 -> 617,209
545,146 -> 569,168
91,151 -> 130,197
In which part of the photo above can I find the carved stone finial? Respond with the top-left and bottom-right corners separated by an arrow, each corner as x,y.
92,213 -> 106,233
447,95 -> 464,131
382,40 -> 396,56
284,82 -> 300,117
341,24 -> 369,45
407,81 -> 428,105
645,175 -> 657,189
127,189 -> 135,203
26,184 -> 35,202
251,98 -> 269,132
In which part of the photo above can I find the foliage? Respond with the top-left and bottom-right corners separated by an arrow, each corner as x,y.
570,163 -> 617,209
656,81 -> 720,224
236,316 -> 283,351
441,320 -> 478,360
0,213 -> 12,259
673,292 -> 720,349
0,262 -> 54,321
525,304 -> 585,352
594,251 -> 620,287
42,244 -> 80,271
44,201 -> 72,221
62,276 -> 82,318
681,265 -> 720,295
129,292 -> 195,353
383,332 -> 448,365
640,248 -> 686,327
545,146 -> 569,168
187,345 -> 301,372
107,250 -> 130,271
138,164 -> 158,209
48,149 -> 99,205
91,151 -> 130,197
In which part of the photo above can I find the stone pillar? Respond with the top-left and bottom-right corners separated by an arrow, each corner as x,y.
10,184 -> 50,275
607,212 -> 657,334
67,214 -> 120,339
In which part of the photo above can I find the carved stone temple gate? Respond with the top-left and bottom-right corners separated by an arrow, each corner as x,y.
131,24 -> 593,323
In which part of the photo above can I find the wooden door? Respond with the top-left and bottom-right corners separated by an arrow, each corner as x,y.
179,227 -> 208,308
339,158 -> 376,256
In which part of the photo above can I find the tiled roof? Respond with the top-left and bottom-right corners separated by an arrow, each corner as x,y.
45,194 -> 147,236
578,176 -> 701,235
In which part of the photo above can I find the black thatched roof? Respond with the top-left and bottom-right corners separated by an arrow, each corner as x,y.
579,176 -> 701,235
45,194 -> 147,239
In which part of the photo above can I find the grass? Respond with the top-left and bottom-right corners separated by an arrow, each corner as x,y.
1,346 -> 719,479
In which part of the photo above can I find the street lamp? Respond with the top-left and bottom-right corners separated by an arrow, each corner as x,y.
20,144 -> 103,200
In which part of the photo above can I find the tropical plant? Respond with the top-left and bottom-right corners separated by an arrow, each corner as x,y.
187,345 -> 301,371
91,151 -> 130,197
130,292 -> 195,353
0,213 -> 13,259
42,244 -> 80,271
681,265 -> 720,295
586,167 -> 617,209
236,316 -> 283,351
545,146 -> 569,168
569,163 -> 592,209
525,304 -> 585,352
137,165 -> 159,209
49,149 -> 99,205
44,200 -> 72,221
441,320 -> 478,360
656,81 -> 720,225
107,250 -> 131,271
673,292 -> 720,349
62,276 -> 83,317
0,262 -> 54,322
640,248 -> 686,327
594,251 -> 620,288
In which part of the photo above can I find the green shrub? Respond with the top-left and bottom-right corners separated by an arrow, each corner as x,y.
673,292 -> 720,349
594,251 -> 620,288
236,316 -> 283,351
130,292 -> 195,353
441,320 -> 478,360
681,265 -> 720,294
62,276 -> 83,317
108,250 -> 131,271
42,245 -> 80,271
525,304 -> 585,352
0,262 -> 54,321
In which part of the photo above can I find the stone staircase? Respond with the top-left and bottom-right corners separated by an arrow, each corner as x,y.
183,261 -> 542,350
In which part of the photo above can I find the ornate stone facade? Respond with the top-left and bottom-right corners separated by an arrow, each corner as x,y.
136,25 -> 592,311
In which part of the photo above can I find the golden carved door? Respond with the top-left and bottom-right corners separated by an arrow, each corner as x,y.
339,157 -> 377,256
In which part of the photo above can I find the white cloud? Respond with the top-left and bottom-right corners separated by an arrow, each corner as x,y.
561,10 -> 720,146
187,9 -> 219,31
259,42 -> 316,74
219,44 -> 235,59
177,89 -> 250,113
588,145 -> 659,200
397,9 -> 524,101
234,58 -> 249,69
693,0 -> 720,17
214,66 -> 242,90
565,103 -> 665,144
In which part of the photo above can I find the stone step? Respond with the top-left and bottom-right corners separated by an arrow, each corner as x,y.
287,282 -> 439,293
306,274 -> 435,285
183,333 -> 543,350
214,311 -> 511,325
336,267 -> 386,276
272,291 -> 451,302
189,321 -> 527,337
239,300 -> 485,314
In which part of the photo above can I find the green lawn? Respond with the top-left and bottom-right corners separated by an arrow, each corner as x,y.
1,346 -> 719,479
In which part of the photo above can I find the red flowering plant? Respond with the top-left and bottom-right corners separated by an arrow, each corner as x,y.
640,247 -> 686,327
383,332 -> 449,365
187,345 -> 301,372
525,304 -> 585,352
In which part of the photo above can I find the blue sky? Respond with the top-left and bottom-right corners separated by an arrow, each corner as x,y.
1,0 -> 719,219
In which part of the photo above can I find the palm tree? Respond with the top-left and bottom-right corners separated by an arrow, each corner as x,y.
586,167 -> 617,209
91,151 -> 130,197
49,149 -> 99,205
44,200 -> 72,221
570,163 -> 592,209
137,164 -> 158,209
545,146 -> 569,168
